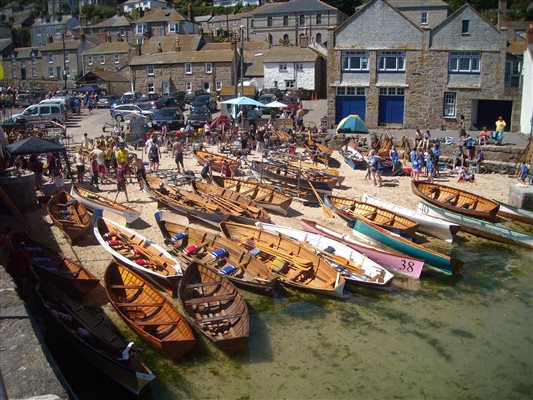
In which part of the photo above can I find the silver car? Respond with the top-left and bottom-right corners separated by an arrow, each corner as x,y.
110,104 -> 153,121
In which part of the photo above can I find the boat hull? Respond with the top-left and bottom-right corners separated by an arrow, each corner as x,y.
361,193 -> 460,242
417,201 -> 533,250
47,191 -> 92,244
493,199 -> 533,225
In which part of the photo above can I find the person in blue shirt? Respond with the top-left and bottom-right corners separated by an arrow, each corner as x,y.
518,162 -> 529,184
410,149 -> 420,181
426,154 -> 435,183
389,145 -> 399,173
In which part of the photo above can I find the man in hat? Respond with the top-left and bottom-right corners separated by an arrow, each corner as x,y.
495,116 -> 506,146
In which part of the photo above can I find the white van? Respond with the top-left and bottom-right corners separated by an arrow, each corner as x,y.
13,104 -> 66,124
41,98 -> 73,118
120,91 -> 143,103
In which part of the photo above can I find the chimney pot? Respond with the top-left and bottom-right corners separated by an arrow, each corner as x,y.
136,43 -> 142,56
527,24 -> 533,45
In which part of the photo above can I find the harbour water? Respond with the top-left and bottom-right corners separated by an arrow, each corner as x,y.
45,238 -> 532,399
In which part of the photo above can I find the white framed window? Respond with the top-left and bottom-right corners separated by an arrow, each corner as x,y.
279,63 -> 287,72
285,80 -> 295,89
99,55 -> 105,65
295,63 -> 303,71
114,53 -> 120,64
342,51 -> 369,71
185,63 -> 192,74
505,59 -> 522,87
136,37 -> 144,45
421,12 -> 428,25
203,81 -> 210,92
449,51 -> 480,73
37,41 -> 42,47
205,62 -> 213,73
210,22 -> 215,28
88,55 -> 93,65
11,69 -> 16,78
32,67 -> 37,77
316,33 -> 322,44
65,53 -> 70,63
147,64 -> 155,75
216,81 -> 222,91
147,83 -> 154,93
21,60 -> 26,68
337,87 -> 365,96
31,53 -> 36,64
48,53 -> 53,63
119,27 -> 126,36
65,66 -> 70,76
267,16 -> 272,27
48,67 -> 54,78
185,82 -> 192,91
136,24 -> 145,34
378,51 -> 405,72
379,87 -> 404,95
443,92 -> 456,117
55,26 -> 61,35
316,14 -> 322,25
10,56 -> 15,66
36,28 -> 42,36
233,20 -> 237,26
283,15 -> 288,26
169,22 -> 176,32
462,20 -> 470,34
299,15 -> 305,26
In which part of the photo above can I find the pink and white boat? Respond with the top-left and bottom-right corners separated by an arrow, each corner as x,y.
300,219 -> 424,279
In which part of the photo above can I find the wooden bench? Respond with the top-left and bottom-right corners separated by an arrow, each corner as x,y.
110,285 -> 143,289
117,302 -> 164,307
184,294 -> 235,305
198,313 -> 245,324
185,281 -> 223,289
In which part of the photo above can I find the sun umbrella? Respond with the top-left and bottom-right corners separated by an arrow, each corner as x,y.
221,96 -> 265,107
336,114 -> 369,134
264,100 -> 288,108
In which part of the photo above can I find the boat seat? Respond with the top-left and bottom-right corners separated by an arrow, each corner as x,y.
184,294 -> 235,305
185,281 -> 223,289
461,203 -> 471,209
444,194 -> 457,203
198,313 -> 245,324
135,321 -> 179,326
110,285 -> 143,289
117,302 -> 164,307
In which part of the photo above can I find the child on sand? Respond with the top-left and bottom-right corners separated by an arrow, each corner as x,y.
518,162 -> 529,184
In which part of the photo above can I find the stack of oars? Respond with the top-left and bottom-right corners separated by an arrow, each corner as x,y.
242,238 -> 312,271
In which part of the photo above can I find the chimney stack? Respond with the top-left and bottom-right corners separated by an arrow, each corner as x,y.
527,24 -> 533,45
498,0 -> 507,29
157,42 -> 162,52
136,43 -> 141,56
188,3 -> 193,21
300,34 -> 308,48
175,37 -> 180,52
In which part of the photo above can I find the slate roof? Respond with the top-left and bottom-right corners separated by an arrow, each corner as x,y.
136,9 -> 186,23
32,15 -> 76,27
0,38 -> 12,52
78,68 -> 129,82
143,34 -> 203,54
39,40 -> 85,52
201,41 -> 267,51
263,46 -> 318,63
90,15 -> 132,29
129,49 -> 234,65
208,13 -> 244,23
14,47 -> 40,58
194,15 -> 212,23
244,52 -> 265,77
506,40 -> 527,56
387,0 -> 449,8
83,42 -> 132,55
245,0 -> 339,17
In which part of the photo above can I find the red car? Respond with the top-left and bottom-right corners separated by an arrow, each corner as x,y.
281,95 -> 300,113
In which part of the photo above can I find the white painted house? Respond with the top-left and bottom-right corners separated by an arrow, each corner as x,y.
122,0 -> 168,14
263,46 -> 325,96
520,25 -> 533,134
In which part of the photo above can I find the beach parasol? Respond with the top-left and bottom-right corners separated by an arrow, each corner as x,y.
336,114 -> 369,134
221,96 -> 265,107
263,100 -> 288,108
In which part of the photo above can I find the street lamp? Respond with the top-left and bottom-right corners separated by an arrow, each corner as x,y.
62,27 -> 67,90
240,25 -> 244,98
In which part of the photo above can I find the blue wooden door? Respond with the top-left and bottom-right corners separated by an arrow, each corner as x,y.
336,96 -> 366,123
378,95 -> 404,124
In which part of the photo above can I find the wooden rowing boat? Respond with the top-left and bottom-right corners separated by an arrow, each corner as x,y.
325,194 -> 419,239
361,193 -> 460,242
178,262 -> 249,353
211,176 -> 292,216
303,140 -> 332,165
256,222 -> 394,289
155,211 -> 278,295
36,280 -> 155,394
191,180 -> 270,224
24,238 -> 99,300
492,199 -> 533,225
220,222 -> 345,298
145,175 -> 231,227
250,161 -> 337,192
339,144 -> 365,170
267,158 -> 345,185
193,149 -> 240,174
47,191 -> 92,243
93,211 -> 183,293
71,185 -> 141,224
104,261 -> 195,361
299,219 -> 425,279
269,154 -> 342,176
417,201 -> 533,250
412,181 -> 499,221
353,218 -> 463,275
270,130 -> 292,141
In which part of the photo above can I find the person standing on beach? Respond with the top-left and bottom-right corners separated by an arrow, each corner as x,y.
90,153 -> 99,191
410,149 -> 420,181
458,115 -> 467,139
200,160 -> 213,182
495,116 -> 506,145
148,141 -> 161,171
518,161 -> 529,184
132,153 -> 148,190
173,139 -> 184,173
74,148 -> 85,184
114,163 -> 129,202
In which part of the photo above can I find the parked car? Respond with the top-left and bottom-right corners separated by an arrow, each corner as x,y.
258,94 -> 277,105
97,95 -> 117,108
282,95 -> 300,113
168,91 -> 187,109
15,92 -> 41,107
155,97 -> 178,108
150,107 -> 185,130
190,95 -> 217,112
190,104 -> 211,115
110,104 -> 153,121
261,88 -> 284,101
119,91 -> 143,104
184,89 -> 208,104
12,104 -> 66,124
138,93 -> 159,102
186,110 -> 212,128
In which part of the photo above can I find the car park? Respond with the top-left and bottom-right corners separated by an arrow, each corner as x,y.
187,110 -> 212,128
150,107 -> 185,130
110,104 -> 153,121
97,95 -> 117,108
190,95 -> 217,112
168,91 -> 187,109
184,89 -> 208,104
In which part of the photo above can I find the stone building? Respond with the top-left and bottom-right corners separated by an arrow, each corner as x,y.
31,14 -> 80,48
242,0 -> 346,46
82,15 -> 133,45
81,41 -> 133,78
133,8 -> 198,44
205,13 -> 245,38
128,49 -> 235,95
122,0 -> 169,14
520,25 -> 533,135
327,0 -> 522,132
39,39 -> 93,82
2,47 -> 41,81
387,0 -> 450,29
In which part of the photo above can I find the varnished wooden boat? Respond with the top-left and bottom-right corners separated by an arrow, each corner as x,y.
325,194 -> 419,238
269,154 -> 342,176
145,175 -> 231,227
270,130 -> 292,141
340,144 -> 365,170
493,199 -> 533,225
104,261 -> 196,361
220,222 -> 345,298
353,217 -> 463,275
71,185 -> 140,223
212,176 -> 292,215
267,158 -> 345,185
250,161 -> 337,192
362,193 -> 460,242
303,140 -> 332,165
178,262 -> 249,352
256,222 -> 394,289
155,211 -> 278,295
417,201 -> 533,250
191,180 -> 270,224
300,219 -> 425,279
412,181 -> 499,221
36,280 -> 155,394
23,238 -> 99,300
47,191 -> 92,243
193,149 -> 240,174
93,211 -> 183,293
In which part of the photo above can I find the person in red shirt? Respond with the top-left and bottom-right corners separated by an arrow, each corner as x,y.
221,160 -> 233,177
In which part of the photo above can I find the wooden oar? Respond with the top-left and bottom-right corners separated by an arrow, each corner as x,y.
306,244 -> 364,276
307,180 -> 335,219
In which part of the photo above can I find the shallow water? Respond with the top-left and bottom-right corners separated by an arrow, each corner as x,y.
48,238 -> 532,400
